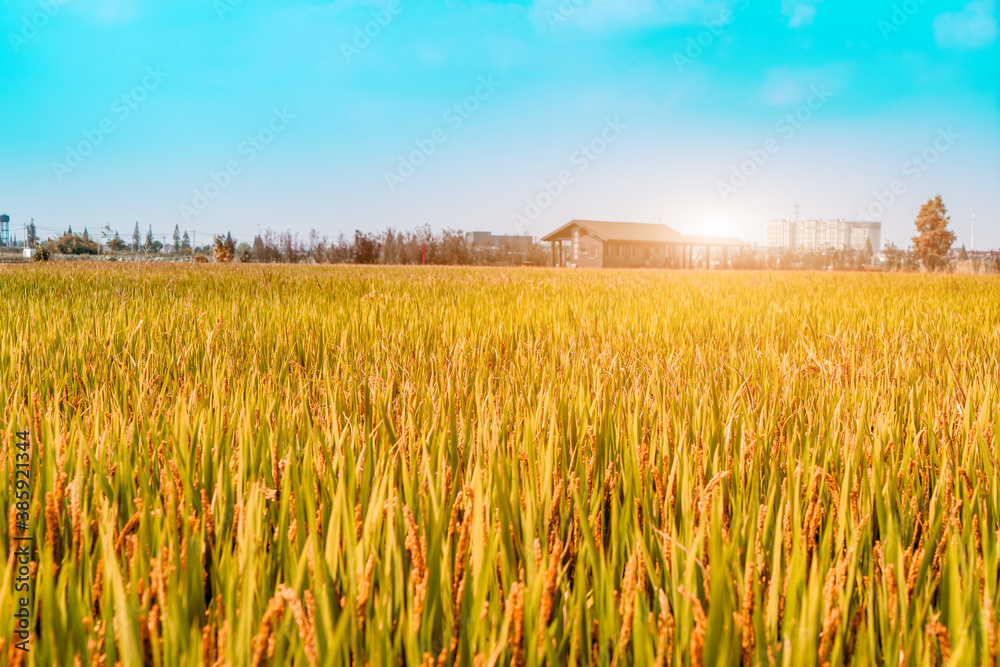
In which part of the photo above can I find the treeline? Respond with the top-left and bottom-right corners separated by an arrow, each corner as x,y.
758,246 -> 1000,273
214,226 -> 550,266
758,248 -> 878,271
881,243 -> 1000,273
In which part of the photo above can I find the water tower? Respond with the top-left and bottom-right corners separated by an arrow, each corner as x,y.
0,215 -> 9,247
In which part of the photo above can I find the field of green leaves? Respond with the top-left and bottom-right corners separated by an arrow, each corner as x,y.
0,264 -> 997,666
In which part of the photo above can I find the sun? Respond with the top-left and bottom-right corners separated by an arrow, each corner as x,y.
700,219 -> 741,238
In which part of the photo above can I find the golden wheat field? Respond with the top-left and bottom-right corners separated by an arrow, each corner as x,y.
0,264 -> 997,666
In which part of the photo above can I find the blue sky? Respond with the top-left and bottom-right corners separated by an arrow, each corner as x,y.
1,0 -> 998,248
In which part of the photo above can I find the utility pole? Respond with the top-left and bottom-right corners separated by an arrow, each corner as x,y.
787,203 -> 801,253
971,210 -> 976,252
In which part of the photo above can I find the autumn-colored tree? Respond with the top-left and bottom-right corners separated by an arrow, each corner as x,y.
911,195 -> 956,271
213,234 -> 235,263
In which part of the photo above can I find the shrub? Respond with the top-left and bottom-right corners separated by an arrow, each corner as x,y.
54,233 -> 100,255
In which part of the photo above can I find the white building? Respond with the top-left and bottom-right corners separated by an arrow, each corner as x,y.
766,219 -> 881,254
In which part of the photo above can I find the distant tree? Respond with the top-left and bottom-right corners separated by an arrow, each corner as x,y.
32,245 -> 50,262
309,229 -> 329,263
67,225 -> 73,235
352,230 -> 381,264
132,222 -> 141,252
882,242 -> 903,271
173,225 -> 181,253
432,228 -> 473,265
334,233 -> 350,262
958,245 -> 968,261
382,229 -> 398,264
109,233 -> 128,253
26,222 -> 37,248
83,227 -> 90,241
101,224 -> 115,247
987,251 -> 1000,274
912,196 -> 956,271
235,242 -> 252,262
54,232 -> 99,255
278,231 -> 304,263
213,234 -> 235,263
144,226 -> 154,254
181,231 -> 192,253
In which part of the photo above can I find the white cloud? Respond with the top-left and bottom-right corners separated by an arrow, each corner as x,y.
759,64 -> 848,107
531,0 -> 726,31
781,0 -> 820,28
933,0 -> 998,50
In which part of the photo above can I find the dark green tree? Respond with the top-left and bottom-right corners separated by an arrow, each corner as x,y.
109,233 -> 128,253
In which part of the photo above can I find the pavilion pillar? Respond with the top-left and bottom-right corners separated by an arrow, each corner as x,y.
551,242 -> 556,267
723,245 -> 729,269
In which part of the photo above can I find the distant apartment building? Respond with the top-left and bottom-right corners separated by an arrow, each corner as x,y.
766,219 -> 881,254
467,232 -> 534,251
